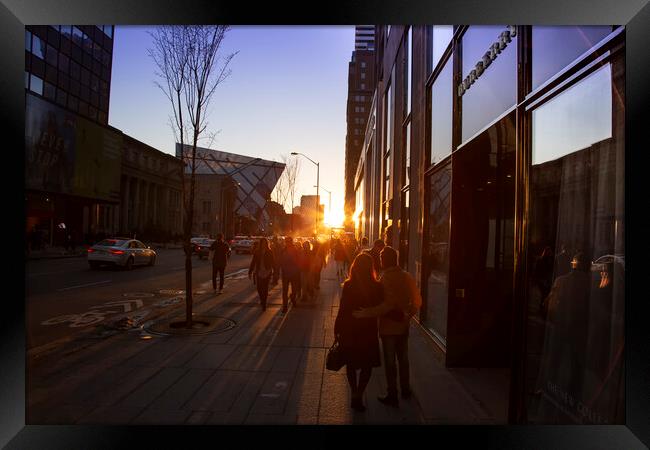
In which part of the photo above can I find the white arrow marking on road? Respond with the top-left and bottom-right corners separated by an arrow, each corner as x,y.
92,299 -> 144,313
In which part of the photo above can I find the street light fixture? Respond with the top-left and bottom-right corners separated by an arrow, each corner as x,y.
291,152 -> 320,236
315,185 -> 331,224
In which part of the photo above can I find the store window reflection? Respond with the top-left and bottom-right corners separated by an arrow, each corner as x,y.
532,26 -> 613,91
524,60 -> 624,424
461,26 -> 517,143
431,57 -> 453,165
423,162 -> 451,343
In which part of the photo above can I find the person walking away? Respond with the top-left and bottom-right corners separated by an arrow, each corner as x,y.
334,239 -> 347,280
279,237 -> 301,314
270,236 -> 281,286
359,237 -> 370,253
334,252 -> 384,412
249,237 -> 275,311
353,246 -> 422,407
209,233 -> 231,294
366,239 -> 385,277
300,241 -> 314,302
312,241 -> 325,290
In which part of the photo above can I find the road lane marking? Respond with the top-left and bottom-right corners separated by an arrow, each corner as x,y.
57,280 -> 111,291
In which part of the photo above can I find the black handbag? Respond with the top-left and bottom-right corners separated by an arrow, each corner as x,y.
326,337 -> 345,371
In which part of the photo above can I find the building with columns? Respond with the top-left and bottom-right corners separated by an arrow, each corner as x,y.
118,135 -> 183,240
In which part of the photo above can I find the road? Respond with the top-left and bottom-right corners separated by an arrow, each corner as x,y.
26,249 -> 252,351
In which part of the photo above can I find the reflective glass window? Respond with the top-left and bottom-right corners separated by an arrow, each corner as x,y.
406,27 -> 412,116
46,44 -> 57,66
431,57 -> 453,165
461,25 -> 517,143
532,26 -> 612,91
30,74 -> 43,95
432,25 -> 453,72
523,59 -> 624,424
72,26 -> 83,45
25,71 -> 29,89
25,30 -> 32,51
104,25 -> 113,39
424,162 -> 452,342
43,81 -> 55,100
32,35 -> 45,59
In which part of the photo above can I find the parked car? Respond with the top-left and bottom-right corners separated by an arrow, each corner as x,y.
87,238 -> 157,270
234,239 -> 254,254
193,238 -> 215,259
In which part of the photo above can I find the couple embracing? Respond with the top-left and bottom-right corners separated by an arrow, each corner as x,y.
333,245 -> 422,412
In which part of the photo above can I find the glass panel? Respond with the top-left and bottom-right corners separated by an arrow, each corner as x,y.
532,26 -> 612,91
46,44 -> 57,66
533,65 -> 612,165
432,25 -> 453,71
30,75 -> 43,95
25,30 -> 32,51
399,188 -> 410,270
32,35 -> 45,59
61,25 -> 72,39
404,121 -> 411,186
423,162 -> 452,342
25,71 -> 29,89
461,25 -> 517,143
72,26 -> 83,45
406,27 -> 412,115
43,82 -> 55,100
431,57 -> 453,165
523,59 -> 624,424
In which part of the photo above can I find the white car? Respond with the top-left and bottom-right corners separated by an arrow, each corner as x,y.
234,239 -> 254,254
87,238 -> 157,270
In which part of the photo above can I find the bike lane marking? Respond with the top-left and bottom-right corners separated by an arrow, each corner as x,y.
57,280 -> 112,291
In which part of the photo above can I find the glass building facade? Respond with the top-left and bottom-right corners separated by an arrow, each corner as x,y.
351,25 -> 625,424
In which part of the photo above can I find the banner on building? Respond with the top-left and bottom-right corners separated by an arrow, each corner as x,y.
25,93 -> 122,202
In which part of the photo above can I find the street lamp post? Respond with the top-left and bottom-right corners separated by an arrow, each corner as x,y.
315,185 -> 331,224
291,152 -> 320,236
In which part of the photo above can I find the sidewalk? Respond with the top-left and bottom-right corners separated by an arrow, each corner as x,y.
27,259 -> 507,425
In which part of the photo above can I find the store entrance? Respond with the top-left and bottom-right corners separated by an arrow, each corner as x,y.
446,111 -> 516,367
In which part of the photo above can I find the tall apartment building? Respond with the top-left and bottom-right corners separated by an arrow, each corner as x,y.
343,26 -> 376,230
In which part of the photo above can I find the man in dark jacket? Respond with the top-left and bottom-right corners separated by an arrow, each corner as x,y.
279,237 -> 301,313
364,239 -> 385,277
209,233 -> 231,294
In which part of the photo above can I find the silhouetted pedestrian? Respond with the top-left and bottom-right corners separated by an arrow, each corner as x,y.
249,237 -> 275,311
209,233 -> 231,294
279,237 -> 301,314
334,252 -> 383,412
353,246 -> 422,407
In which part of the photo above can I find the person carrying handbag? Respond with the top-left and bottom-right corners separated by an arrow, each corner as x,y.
249,237 -> 275,311
333,252 -> 384,412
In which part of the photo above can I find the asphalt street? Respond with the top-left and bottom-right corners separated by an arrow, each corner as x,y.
26,249 -> 252,351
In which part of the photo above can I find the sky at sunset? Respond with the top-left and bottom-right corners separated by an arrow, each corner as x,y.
109,25 -> 355,227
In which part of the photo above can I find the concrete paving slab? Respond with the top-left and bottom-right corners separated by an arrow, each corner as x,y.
148,368 -> 214,410
298,348 -> 327,373
183,370 -> 253,413
271,347 -> 304,373
219,345 -> 281,372
285,370 -> 323,417
76,405 -> 145,424
119,367 -> 187,408
131,407 -> 192,425
183,344 -> 237,369
249,371 -> 293,415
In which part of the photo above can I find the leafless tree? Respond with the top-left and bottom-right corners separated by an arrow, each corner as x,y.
274,154 -> 300,218
149,26 -> 237,327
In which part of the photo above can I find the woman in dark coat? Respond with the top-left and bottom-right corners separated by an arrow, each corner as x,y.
334,252 -> 383,412
249,238 -> 275,311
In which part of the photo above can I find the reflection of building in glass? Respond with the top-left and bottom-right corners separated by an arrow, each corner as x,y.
346,25 -> 625,424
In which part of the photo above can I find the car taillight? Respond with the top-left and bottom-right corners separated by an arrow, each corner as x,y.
110,249 -> 125,255
87,248 -> 94,253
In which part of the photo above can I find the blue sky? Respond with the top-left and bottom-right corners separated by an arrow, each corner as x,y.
109,25 -> 355,224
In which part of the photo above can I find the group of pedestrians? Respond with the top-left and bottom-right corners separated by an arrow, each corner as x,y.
334,240 -> 422,412
249,236 -> 328,314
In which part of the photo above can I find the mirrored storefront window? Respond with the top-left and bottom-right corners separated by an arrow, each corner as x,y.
431,57 -> 453,165
461,26 -> 517,143
423,162 -> 451,343
524,59 -> 624,424
532,26 -> 612,91
431,25 -> 453,72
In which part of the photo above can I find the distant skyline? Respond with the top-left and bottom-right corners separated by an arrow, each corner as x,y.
109,25 -> 356,226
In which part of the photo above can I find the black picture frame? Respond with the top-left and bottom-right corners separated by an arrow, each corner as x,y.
4,0 -> 649,447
